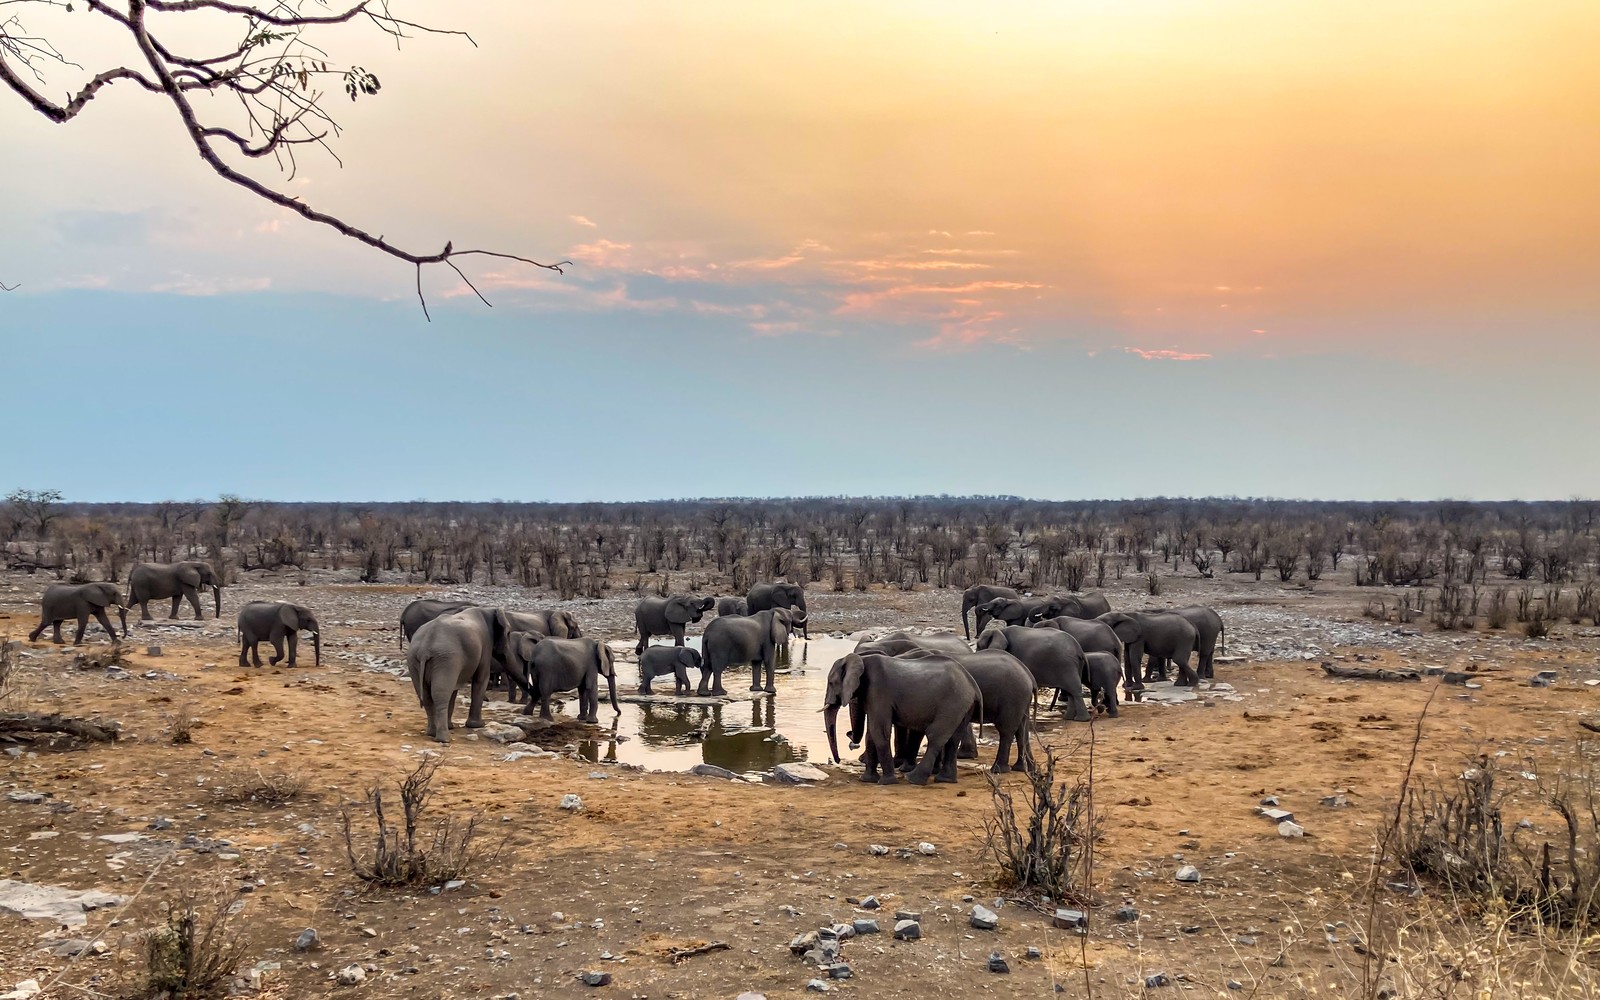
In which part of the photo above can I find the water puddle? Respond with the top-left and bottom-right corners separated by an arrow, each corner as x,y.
551,636 -> 858,772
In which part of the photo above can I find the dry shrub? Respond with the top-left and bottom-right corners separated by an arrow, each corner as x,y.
73,644 -> 129,670
1144,570 -> 1161,596
166,703 -> 199,745
1486,587 -> 1510,629
137,885 -> 248,1000
340,755 -> 499,887
212,767 -> 307,807
0,637 -> 18,701
1526,612 -> 1550,639
982,746 -> 1096,904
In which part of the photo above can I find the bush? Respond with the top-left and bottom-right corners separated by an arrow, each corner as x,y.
340,755 -> 499,887
167,704 -> 199,745
1486,588 -> 1510,629
982,746 -> 1097,903
1144,570 -> 1161,596
138,886 -> 247,1000
212,767 -> 307,807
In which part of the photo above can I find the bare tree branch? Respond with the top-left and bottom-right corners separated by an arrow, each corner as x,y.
0,0 -> 567,317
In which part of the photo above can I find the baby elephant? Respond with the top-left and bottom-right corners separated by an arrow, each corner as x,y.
237,601 -> 321,668
638,646 -> 704,695
29,582 -> 128,645
715,596 -> 749,617
1084,650 -> 1122,717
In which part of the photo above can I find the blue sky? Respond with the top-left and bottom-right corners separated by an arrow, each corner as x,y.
3,289 -> 1595,502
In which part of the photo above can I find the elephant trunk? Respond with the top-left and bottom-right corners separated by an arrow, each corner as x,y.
824,704 -> 842,764
606,665 -> 620,715
116,605 -> 129,638
312,630 -> 322,667
212,584 -> 222,619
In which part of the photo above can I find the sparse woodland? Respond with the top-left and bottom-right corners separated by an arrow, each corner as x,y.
5,491 -> 1598,632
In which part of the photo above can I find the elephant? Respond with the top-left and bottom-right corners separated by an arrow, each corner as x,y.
889,646 -> 1037,774
1056,592 -> 1112,620
700,608 -> 794,696
1083,650 -> 1122,717
502,632 -> 620,723
975,624 -> 1092,722
28,582 -> 128,645
634,594 -> 716,655
822,651 -> 979,785
399,598 -> 477,649
495,609 -> 585,703
715,596 -> 749,618
1030,615 -> 1122,658
405,607 -> 512,742
638,645 -> 704,695
855,630 -> 970,657
975,595 -> 1065,633
237,601 -> 321,668
127,561 -> 222,621
747,582 -> 808,638
1098,611 -> 1201,687
1143,605 -> 1225,679
960,584 -> 1019,640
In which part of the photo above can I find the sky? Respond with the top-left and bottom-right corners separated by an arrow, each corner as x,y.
2,1 -> 1598,502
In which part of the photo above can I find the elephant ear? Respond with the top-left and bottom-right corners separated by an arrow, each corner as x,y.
840,653 -> 867,707
278,604 -> 299,629
664,598 -> 694,625
596,642 -> 616,679
509,631 -> 540,668
680,647 -> 702,668
558,612 -> 582,638
85,585 -> 114,608
769,611 -> 790,647
177,565 -> 202,588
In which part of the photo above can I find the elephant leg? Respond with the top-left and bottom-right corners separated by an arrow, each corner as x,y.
674,666 -> 689,696
168,595 -> 181,619
908,719 -> 959,785
695,664 -> 711,697
639,671 -> 654,696
868,716 -> 897,785
238,634 -> 251,668
427,674 -> 455,742
1104,680 -> 1120,717
539,685 -> 556,721
959,721 -> 979,760
1061,678 -> 1092,722
92,610 -> 120,641
1174,654 -> 1199,687
859,733 -> 883,783
185,588 -> 204,620
672,626 -> 685,646
464,666 -> 488,728
137,599 -> 152,621
991,725 -> 1014,774
72,613 -> 90,645
935,734 -> 962,783
285,631 -> 299,668
634,633 -> 647,657
446,688 -> 460,728
711,665 -> 727,697
27,619 -> 46,642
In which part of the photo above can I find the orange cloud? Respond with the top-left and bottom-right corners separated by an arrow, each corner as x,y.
1124,348 -> 1213,361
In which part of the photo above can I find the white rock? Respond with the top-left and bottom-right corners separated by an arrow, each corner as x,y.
336,964 -> 366,986
560,794 -> 583,811
773,763 -> 829,784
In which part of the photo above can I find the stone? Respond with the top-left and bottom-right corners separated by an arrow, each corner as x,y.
1145,972 -> 1172,988
1234,935 -> 1258,947
1321,795 -> 1348,808
830,922 -> 856,940
97,832 -> 143,845
5,792 -> 45,804
868,845 -> 889,856
46,939 -> 94,958
824,962 -> 852,979
1228,981 -> 1244,990
690,763 -> 739,780
0,880 -> 126,927
1175,866 -> 1201,883
1260,796 -> 1279,806
0,981 -> 41,1000
917,842 -> 937,855
1052,908 -> 1087,930
805,981 -> 829,993
859,895 -> 881,910
789,931 -> 820,955
146,646 -> 162,656
1442,672 -> 1471,686
335,964 -> 366,986
852,918 -> 879,935
579,971 -> 612,987
479,722 -> 527,744
988,952 -> 1011,974
1536,669 -> 1559,681
894,909 -> 920,921
1278,821 -> 1306,838
294,928 -> 320,951
1026,946 -> 1043,959
970,904 -> 999,930
736,994 -> 768,1000
148,816 -> 173,830
560,794 -> 583,811
1259,807 -> 1295,824
893,919 -> 921,940
1530,676 -> 1553,688
1114,904 -> 1139,923
773,762 -> 829,784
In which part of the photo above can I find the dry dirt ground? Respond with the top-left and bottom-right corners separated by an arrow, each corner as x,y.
1,570 -> 1598,998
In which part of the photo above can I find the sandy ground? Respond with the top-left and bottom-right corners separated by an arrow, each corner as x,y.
1,570 -> 1598,998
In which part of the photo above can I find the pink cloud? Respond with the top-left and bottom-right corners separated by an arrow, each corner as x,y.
568,239 -> 634,268
1124,347 -> 1213,361
570,215 -> 598,228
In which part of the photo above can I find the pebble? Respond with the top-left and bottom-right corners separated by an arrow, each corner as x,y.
690,764 -> 739,780
894,910 -> 920,922
970,904 -> 999,930
5,793 -> 45,805
1052,908 -> 1087,930
824,962 -> 852,980
579,971 -> 612,987
988,952 -> 1010,974
806,979 -> 829,992
893,919 -> 921,940
736,994 -> 768,1000
147,816 -> 173,830
917,842 -> 937,855
1259,807 -> 1295,824
1278,821 -> 1306,838
560,794 -> 583,811
1026,946 -> 1042,959
852,919 -> 879,935
294,928 -> 320,952
1114,904 -> 1139,923
1228,981 -> 1244,990
1321,795 -> 1348,808
773,762 -> 829,784
868,845 -> 889,856
1175,866 -> 1201,883
335,964 -> 366,986
859,895 -> 880,910
1145,972 -> 1172,988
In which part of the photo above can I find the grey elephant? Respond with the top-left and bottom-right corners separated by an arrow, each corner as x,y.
1083,650 -> 1122,717
889,646 -> 1037,774
399,598 -> 477,648
28,582 -> 128,645
700,608 -> 794,695
975,624 -> 1092,721
1098,611 -> 1201,687
637,645 -> 704,695
960,584 -> 1019,640
237,601 -> 321,668
822,651 -> 979,785
496,609 -> 585,703
127,561 -> 222,621
715,596 -> 749,618
634,594 -> 716,655
1056,592 -> 1112,620
1143,605 -> 1225,678
746,582 -> 809,638
1030,615 -> 1122,658
974,595 -> 1064,634
502,632 -> 619,723
856,630 -> 970,656
406,607 -> 511,742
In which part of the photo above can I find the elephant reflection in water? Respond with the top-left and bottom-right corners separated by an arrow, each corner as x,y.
635,700 -> 798,772
577,716 -> 622,763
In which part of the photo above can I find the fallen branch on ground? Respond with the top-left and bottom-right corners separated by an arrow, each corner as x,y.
1321,663 -> 1420,682
0,712 -> 121,742
669,941 -> 730,964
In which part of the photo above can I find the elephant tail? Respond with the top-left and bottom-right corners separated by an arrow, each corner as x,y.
1219,620 -> 1227,655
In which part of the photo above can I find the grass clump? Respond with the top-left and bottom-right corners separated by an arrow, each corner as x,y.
340,755 -> 499,887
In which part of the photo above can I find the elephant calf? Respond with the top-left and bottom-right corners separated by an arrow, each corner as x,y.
1083,650 -> 1122,717
638,646 -> 704,695
28,583 -> 128,645
238,601 -> 321,668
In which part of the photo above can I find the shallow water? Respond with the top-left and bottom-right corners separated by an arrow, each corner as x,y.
554,635 -> 859,772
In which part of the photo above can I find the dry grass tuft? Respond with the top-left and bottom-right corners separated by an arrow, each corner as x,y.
211,767 -> 308,807
137,885 -> 248,1000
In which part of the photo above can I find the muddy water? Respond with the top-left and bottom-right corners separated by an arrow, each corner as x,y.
556,636 -> 859,772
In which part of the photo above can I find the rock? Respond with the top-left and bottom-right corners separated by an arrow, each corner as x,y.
0,880 -> 127,927
1321,795 -> 1348,808
147,816 -> 173,830
830,922 -> 856,940
1259,807 -> 1295,823
736,994 -> 768,1000
1279,821 -> 1306,838
893,919 -> 921,940
579,971 -> 612,987
824,962 -> 852,980
970,904 -> 999,930
0,981 -> 41,1000
1114,904 -> 1139,923
773,762 -> 829,784
917,842 -> 937,855
1175,865 -> 1201,883
805,980 -> 829,993
690,763 -> 739,780
1052,908 -> 1087,930
560,794 -> 583,811
1531,676 -> 1553,688
46,939 -> 93,958
479,722 -> 527,743
989,952 -> 1011,974
1260,796 -> 1279,806
789,931 -> 819,955
1234,935 -> 1258,946
1536,669 -> 1559,681
1228,981 -> 1244,991
444,879 -> 466,891
1518,818 -> 1534,830
5,792 -> 45,805
1442,672 -> 1471,686
335,964 -> 366,986
894,909 -> 921,922
146,646 -> 162,656
867,845 -> 889,856
294,928 -> 320,951
852,918 -> 879,935
97,832 -> 142,845
1145,972 -> 1172,988
859,895 -> 880,910
1026,946 -> 1043,959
